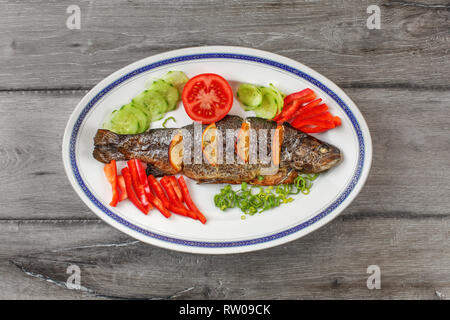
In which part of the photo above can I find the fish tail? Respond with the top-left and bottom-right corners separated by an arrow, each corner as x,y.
94,129 -> 121,146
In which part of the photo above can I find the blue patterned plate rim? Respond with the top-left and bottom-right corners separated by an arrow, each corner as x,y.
66,49 -> 369,252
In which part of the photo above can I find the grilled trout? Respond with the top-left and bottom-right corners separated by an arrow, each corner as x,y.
93,115 -> 342,185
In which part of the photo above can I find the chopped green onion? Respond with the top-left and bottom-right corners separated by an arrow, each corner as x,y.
162,116 -> 176,128
213,173 -> 319,216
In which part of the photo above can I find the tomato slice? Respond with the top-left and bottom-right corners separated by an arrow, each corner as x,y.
181,73 -> 233,124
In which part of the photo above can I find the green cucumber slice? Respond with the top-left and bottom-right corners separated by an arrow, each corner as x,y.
268,84 -> 285,113
237,83 -> 263,110
261,86 -> 283,115
147,79 -> 179,111
254,92 -> 278,119
133,90 -> 169,122
122,103 -> 150,132
103,107 -> 140,134
162,71 -> 189,92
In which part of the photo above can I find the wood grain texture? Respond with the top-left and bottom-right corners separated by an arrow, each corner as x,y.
0,217 -> 448,299
0,0 -> 449,90
1,0 -> 449,300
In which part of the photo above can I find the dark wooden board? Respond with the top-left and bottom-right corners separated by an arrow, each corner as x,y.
1,216 -> 448,299
0,0 -> 449,299
0,0 -> 449,90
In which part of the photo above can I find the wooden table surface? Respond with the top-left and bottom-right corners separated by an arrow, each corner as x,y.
0,0 -> 449,300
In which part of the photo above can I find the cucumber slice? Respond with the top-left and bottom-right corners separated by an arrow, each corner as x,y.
133,90 -> 169,122
237,83 -> 263,110
254,92 -> 278,119
122,103 -> 150,132
102,110 -> 117,131
268,84 -> 285,113
162,71 -> 189,92
103,107 -> 140,134
147,79 -> 179,111
261,86 -> 283,115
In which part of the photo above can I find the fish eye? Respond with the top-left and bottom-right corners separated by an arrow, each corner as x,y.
319,147 -> 328,154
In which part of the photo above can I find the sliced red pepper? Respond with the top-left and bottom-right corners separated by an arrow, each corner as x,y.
298,126 -> 330,133
117,175 -> 127,202
160,176 -> 181,205
274,92 -> 316,122
127,160 -> 151,210
146,191 -> 171,218
168,176 -> 184,203
159,177 -> 196,219
275,99 -> 302,124
333,116 -> 342,127
283,88 -> 315,106
294,103 -> 328,121
104,160 -> 119,207
291,105 -> 330,127
309,112 -> 334,122
293,118 -> 335,130
167,203 -> 188,217
290,99 -> 323,122
147,175 -> 170,208
121,167 -> 149,215
178,176 -> 207,224
167,203 -> 197,220
134,159 -> 153,207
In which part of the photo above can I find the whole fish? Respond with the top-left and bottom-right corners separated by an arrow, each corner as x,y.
93,115 -> 342,185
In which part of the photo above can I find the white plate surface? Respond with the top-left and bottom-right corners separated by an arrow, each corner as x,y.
62,46 -> 372,254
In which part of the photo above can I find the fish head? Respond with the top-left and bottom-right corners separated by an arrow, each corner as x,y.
291,137 -> 342,173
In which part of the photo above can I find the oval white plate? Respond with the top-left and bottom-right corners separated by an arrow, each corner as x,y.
63,46 -> 372,254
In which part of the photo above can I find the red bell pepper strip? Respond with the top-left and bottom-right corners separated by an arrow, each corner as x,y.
168,176 -> 184,203
117,175 -> 127,202
127,160 -> 151,210
275,99 -> 302,124
160,177 -> 182,204
146,191 -> 171,218
333,116 -> 342,127
104,160 -> 119,207
294,103 -> 328,121
274,91 -> 316,122
147,175 -> 170,208
310,111 -> 334,122
293,118 -> 335,130
298,126 -> 330,133
160,177 -> 196,219
283,88 -> 315,106
290,99 -> 323,122
121,167 -> 149,215
167,203 -> 188,217
134,159 -> 153,205
178,176 -> 207,224
167,203 -> 198,219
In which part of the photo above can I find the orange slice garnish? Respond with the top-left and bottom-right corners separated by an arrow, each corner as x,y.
169,132 -> 183,172
202,123 -> 218,165
236,121 -> 250,163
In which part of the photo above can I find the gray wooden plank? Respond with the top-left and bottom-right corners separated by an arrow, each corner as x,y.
0,216 -> 448,299
0,90 -> 94,219
0,88 -> 448,220
0,0 -> 449,90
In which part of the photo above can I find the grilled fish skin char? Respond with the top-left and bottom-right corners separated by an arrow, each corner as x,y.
93,115 -> 342,185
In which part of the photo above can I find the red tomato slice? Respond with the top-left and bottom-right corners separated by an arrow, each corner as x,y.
181,73 -> 233,124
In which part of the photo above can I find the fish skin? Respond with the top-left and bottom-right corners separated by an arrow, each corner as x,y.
93,115 -> 342,185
